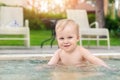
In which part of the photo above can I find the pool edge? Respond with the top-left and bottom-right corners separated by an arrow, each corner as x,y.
0,53 -> 120,60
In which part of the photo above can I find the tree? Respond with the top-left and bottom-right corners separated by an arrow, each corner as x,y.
0,3 -> 6,6
104,0 -> 108,15
109,0 -> 115,19
95,0 -> 105,28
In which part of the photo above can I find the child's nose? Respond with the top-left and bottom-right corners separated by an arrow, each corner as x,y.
63,39 -> 68,43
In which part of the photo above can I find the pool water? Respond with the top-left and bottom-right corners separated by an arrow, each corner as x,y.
0,59 -> 120,80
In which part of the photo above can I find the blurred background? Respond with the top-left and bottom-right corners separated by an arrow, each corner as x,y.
0,0 -> 120,46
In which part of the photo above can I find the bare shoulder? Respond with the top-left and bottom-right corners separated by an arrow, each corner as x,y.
78,46 -> 90,52
54,49 -> 61,54
53,49 -> 62,56
78,46 -> 91,55
48,49 -> 62,65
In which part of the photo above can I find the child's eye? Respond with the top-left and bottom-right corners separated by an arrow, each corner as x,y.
59,37 -> 64,40
68,36 -> 73,39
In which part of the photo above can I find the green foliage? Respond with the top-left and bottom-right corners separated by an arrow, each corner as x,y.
24,8 -> 46,30
88,13 -> 95,24
109,0 -> 115,3
38,13 -> 65,30
23,8 -> 65,30
29,18 -> 46,30
105,15 -> 118,31
40,12 -> 66,19
0,3 -> 6,6
105,14 -> 120,37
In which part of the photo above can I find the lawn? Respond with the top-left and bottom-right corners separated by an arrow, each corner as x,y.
0,30 -> 119,46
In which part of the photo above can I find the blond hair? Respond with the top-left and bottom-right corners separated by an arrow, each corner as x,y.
55,19 -> 79,35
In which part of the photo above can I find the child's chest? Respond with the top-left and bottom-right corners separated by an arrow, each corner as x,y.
59,52 -> 85,65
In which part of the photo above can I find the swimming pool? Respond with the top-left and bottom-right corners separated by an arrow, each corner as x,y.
0,53 -> 120,80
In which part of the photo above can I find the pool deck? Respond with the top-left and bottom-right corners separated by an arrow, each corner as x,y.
0,46 -> 120,60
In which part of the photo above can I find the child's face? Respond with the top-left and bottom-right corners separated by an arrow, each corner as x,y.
56,23 -> 79,52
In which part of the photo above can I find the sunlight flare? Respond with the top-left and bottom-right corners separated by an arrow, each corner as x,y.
26,0 -> 67,13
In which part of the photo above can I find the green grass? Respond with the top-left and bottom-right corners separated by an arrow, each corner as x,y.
30,30 -> 57,46
0,30 -> 119,46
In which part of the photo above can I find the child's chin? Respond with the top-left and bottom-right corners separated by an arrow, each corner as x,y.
64,48 -> 73,52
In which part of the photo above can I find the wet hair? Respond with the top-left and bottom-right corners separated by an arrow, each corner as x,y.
55,19 -> 79,35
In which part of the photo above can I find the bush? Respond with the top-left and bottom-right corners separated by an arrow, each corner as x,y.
88,13 -> 95,24
105,15 -> 120,36
29,18 -> 46,30
24,8 -> 46,30
24,8 -> 65,30
105,15 -> 118,31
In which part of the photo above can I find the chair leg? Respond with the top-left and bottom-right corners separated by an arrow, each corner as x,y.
96,36 -> 99,47
107,36 -> 110,49
26,38 -> 30,48
80,39 -> 82,46
50,36 -> 55,48
24,34 -> 30,48
87,36 -> 90,47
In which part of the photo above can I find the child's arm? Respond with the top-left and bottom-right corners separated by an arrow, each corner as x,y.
81,48 -> 110,69
48,50 -> 60,66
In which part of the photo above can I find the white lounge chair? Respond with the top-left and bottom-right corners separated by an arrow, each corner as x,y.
0,6 -> 30,47
66,9 -> 110,49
